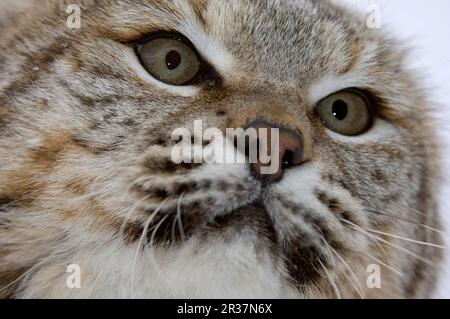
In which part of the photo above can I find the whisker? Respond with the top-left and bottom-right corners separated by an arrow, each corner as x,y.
3,232 -> 66,245
341,219 -> 437,267
131,213 -> 156,299
0,263 -> 40,295
130,201 -> 165,299
0,250 -> 66,296
147,214 -> 170,285
386,205 -> 442,225
171,211 -> 177,245
318,258 -> 342,299
366,210 -> 445,235
176,193 -> 186,242
341,194 -> 438,221
360,251 -> 406,278
119,195 -> 150,236
149,215 -> 170,248
366,228 -> 446,249
325,241 -> 365,299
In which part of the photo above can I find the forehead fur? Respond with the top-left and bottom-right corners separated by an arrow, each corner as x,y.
0,0 -> 433,133
70,0 -> 422,118
98,0 -> 371,75
0,0 -> 443,299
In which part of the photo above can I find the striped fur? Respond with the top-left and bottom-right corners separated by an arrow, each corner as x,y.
0,0 -> 443,298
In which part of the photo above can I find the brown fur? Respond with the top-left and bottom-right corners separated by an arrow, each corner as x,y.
0,0 -> 444,298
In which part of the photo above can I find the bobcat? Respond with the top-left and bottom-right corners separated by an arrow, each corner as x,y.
0,0 -> 444,298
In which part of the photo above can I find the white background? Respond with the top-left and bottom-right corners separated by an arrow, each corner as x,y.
338,0 -> 450,298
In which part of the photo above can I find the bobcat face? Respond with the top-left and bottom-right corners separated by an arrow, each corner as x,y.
0,0 -> 443,298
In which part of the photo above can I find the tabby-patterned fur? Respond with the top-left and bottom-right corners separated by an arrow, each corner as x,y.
0,0 -> 444,298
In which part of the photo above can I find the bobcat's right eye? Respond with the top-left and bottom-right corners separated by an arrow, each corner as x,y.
135,33 -> 201,86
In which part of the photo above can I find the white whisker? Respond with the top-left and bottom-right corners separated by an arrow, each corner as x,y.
4,232 -> 66,245
0,250 -> 65,295
366,228 -> 446,249
341,219 -> 436,267
362,252 -> 405,278
119,195 -> 150,236
326,241 -> 365,299
176,193 -> 186,242
130,201 -> 165,299
366,209 -> 445,235
147,214 -> 170,284
318,258 -> 342,299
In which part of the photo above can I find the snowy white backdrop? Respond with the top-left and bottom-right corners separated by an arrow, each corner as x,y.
337,0 -> 450,298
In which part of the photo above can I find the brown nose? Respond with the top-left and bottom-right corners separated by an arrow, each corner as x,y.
243,119 -> 304,184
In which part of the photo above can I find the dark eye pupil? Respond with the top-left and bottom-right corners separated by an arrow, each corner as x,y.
332,100 -> 348,120
166,50 -> 182,70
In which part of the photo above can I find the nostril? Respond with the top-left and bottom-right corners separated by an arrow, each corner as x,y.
282,150 -> 295,168
242,119 -> 306,184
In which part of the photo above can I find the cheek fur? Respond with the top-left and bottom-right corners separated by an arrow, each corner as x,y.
0,0 -> 443,299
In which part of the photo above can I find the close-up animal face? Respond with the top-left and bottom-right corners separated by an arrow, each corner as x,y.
0,0 -> 444,298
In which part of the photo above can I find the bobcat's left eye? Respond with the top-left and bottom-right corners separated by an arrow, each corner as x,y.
135,33 -> 201,86
315,89 -> 375,136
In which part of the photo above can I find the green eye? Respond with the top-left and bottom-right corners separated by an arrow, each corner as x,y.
315,89 -> 375,136
135,34 -> 201,86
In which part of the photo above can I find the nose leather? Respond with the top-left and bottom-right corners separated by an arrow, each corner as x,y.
244,119 -> 304,184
